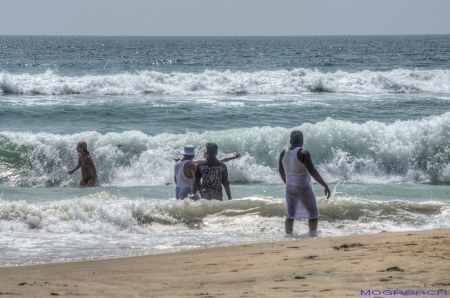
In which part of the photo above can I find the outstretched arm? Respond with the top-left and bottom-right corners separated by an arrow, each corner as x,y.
174,157 -> 204,164
67,165 -> 80,174
300,150 -> 331,199
219,153 -> 241,163
67,157 -> 81,174
278,150 -> 286,184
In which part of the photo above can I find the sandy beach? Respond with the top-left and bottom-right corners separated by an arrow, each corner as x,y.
0,229 -> 449,297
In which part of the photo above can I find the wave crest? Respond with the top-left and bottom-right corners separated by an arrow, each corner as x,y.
1,194 -> 448,233
2,113 -> 450,186
1,68 -> 450,95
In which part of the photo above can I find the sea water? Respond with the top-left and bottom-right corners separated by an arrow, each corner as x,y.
1,35 -> 449,266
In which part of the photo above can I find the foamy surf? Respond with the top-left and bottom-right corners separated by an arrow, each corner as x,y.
1,68 -> 450,95
0,192 -> 448,266
1,193 -> 447,231
2,112 -> 450,186
1,35 -> 450,268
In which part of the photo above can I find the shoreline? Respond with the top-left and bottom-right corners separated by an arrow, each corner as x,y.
1,229 -> 449,297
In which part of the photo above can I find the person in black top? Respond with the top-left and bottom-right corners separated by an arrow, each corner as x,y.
193,143 -> 233,201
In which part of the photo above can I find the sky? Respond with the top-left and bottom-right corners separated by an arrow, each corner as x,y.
0,0 -> 449,36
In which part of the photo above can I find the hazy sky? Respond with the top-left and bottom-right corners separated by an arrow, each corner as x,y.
1,0 -> 449,36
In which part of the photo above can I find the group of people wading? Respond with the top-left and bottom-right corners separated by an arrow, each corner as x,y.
175,131 -> 331,235
68,131 -> 331,235
174,143 -> 240,201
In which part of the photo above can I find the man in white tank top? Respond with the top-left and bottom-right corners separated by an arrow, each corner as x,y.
174,145 -> 198,200
278,131 -> 331,236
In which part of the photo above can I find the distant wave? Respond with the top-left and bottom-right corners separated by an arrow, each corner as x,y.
2,113 -> 450,186
1,68 -> 450,95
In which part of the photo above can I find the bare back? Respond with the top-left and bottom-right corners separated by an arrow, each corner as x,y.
183,160 -> 196,179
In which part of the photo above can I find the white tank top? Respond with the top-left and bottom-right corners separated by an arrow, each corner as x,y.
174,160 -> 195,189
282,147 -> 310,176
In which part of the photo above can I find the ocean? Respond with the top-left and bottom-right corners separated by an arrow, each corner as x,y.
1,35 -> 449,266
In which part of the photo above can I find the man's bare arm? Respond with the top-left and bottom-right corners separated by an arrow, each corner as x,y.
278,150 -> 286,184
193,180 -> 202,196
219,153 -> 241,163
174,157 -> 203,164
300,150 -> 331,199
224,185 -> 232,200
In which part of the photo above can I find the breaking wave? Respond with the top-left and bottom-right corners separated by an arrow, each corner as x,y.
1,112 -> 450,186
1,68 -> 450,95
1,194 -> 448,233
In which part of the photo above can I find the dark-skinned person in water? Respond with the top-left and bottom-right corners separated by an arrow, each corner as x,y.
278,131 -> 331,236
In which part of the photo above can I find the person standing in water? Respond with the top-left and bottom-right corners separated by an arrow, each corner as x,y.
67,141 -> 98,187
193,143 -> 232,201
278,131 -> 331,236
174,145 -> 198,200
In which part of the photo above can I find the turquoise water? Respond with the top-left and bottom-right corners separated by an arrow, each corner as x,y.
1,35 -> 450,266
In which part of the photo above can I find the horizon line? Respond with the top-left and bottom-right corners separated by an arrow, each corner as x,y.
1,33 -> 449,38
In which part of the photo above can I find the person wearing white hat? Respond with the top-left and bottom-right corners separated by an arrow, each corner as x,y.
174,145 -> 198,199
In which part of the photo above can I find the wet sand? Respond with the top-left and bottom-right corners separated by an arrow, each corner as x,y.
0,229 -> 449,297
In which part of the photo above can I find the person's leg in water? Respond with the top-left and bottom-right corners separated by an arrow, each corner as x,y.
285,218 -> 318,235
308,218 -> 318,231
285,218 -> 294,235
308,218 -> 318,237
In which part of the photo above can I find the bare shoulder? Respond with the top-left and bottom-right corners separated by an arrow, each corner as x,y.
187,160 -> 197,168
297,148 -> 311,163
84,155 -> 95,165
300,148 -> 310,156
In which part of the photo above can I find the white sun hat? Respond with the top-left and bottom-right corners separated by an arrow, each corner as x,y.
180,145 -> 198,156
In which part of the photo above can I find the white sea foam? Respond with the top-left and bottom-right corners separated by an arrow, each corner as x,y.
1,194 -> 446,232
1,112 -> 450,186
0,193 -> 448,266
1,68 -> 450,95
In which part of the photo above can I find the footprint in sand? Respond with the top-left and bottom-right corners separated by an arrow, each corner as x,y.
304,255 -> 317,259
380,266 -> 404,272
333,243 -> 364,250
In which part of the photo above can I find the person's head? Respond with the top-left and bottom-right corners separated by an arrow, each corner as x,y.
77,141 -> 90,155
206,143 -> 218,159
290,130 -> 303,146
180,145 -> 198,160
